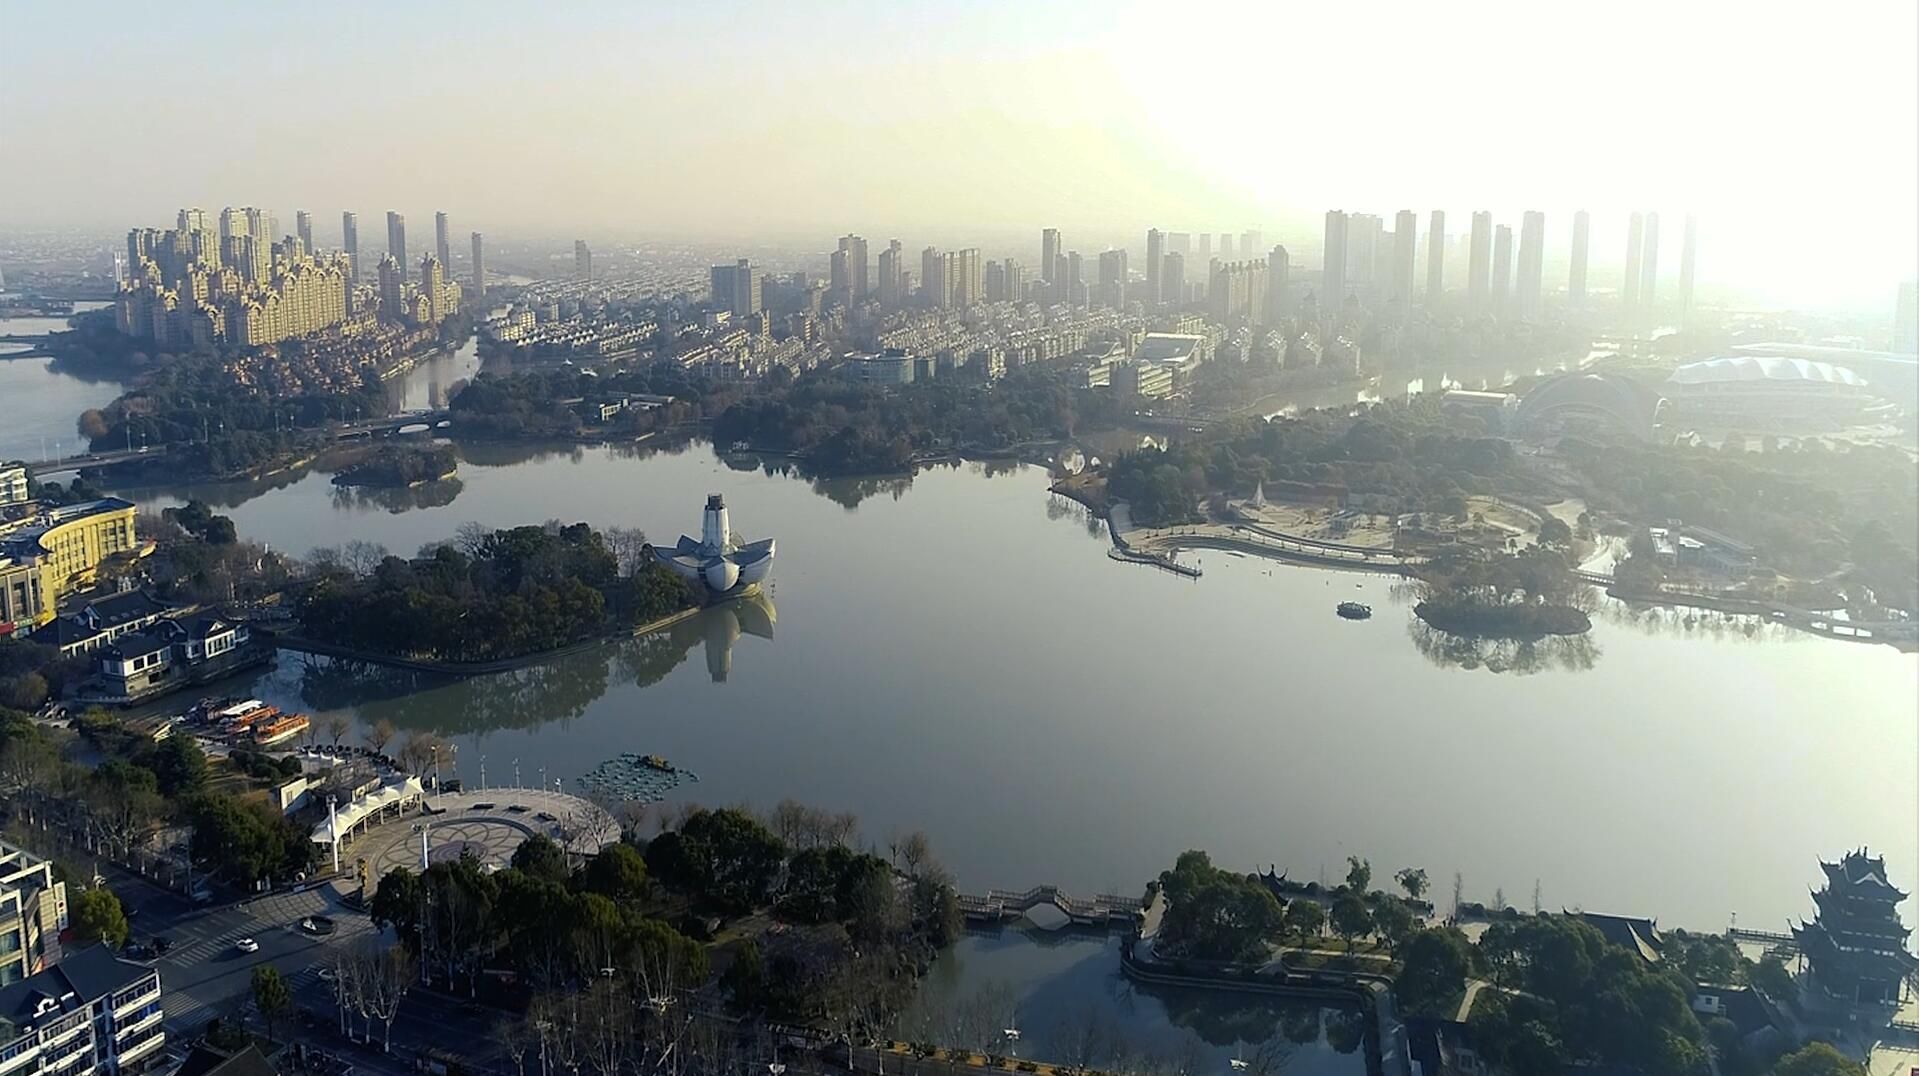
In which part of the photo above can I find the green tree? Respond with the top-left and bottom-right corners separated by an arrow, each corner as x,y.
721,939 -> 767,1013
1370,895 -> 1417,956
251,965 -> 292,1042
1344,856 -> 1372,894
369,867 -> 424,947
644,808 -> 785,913
1154,850 -> 1286,962
1394,927 -> 1472,1014
1749,954 -> 1795,1002
510,835 -> 570,884
1329,892 -> 1373,951
1284,899 -> 1325,943
71,887 -> 130,949
1394,867 -> 1429,902
578,842 -> 648,905
1768,1044 -> 1864,1076
145,734 -> 208,797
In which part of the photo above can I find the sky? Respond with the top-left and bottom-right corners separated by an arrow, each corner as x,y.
5,0 -> 1916,310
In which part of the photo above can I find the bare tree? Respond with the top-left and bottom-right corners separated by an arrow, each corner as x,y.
603,526 -> 651,576
532,993 -> 585,1076
323,713 -> 352,747
494,1015 -> 536,1076
453,521 -> 493,558
1055,1007 -> 1116,1075
363,943 -> 415,1051
579,979 -> 635,1076
340,539 -> 390,576
899,831 -> 933,878
829,810 -> 861,848
365,719 -> 396,755
398,731 -> 444,776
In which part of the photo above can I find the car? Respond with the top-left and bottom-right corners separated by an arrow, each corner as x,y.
505,804 -> 531,814
123,943 -> 154,961
152,937 -> 173,954
317,967 -> 336,982
235,938 -> 260,954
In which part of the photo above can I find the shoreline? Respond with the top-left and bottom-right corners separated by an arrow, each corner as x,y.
266,602 -> 706,676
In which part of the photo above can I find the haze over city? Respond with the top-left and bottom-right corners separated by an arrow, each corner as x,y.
6,0 -> 1916,310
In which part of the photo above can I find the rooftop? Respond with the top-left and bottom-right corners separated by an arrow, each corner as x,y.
0,945 -> 151,1037
1668,355 -> 1867,388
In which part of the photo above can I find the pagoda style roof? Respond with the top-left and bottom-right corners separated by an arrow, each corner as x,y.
1818,848 -> 1909,901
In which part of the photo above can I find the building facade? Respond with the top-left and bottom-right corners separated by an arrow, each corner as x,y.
1792,849 -> 1914,1005
0,945 -> 164,1075
0,843 -> 66,986
0,499 -> 139,629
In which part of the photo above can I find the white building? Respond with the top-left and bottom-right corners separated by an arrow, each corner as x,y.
0,945 -> 164,1076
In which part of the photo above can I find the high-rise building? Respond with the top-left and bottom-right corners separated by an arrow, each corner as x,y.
1241,230 -> 1262,258
1198,233 -> 1212,266
1167,232 -> 1191,258
386,212 -> 408,282
836,235 -> 868,302
1145,229 -> 1164,307
1347,214 -> 1382,285
1491,225 -> 1514,311
470,232 -> 486,299
983,259 -> 1006,303
1392,209 -> 1417,304
341,211 -> 359,280
1220,233 -> 1234,259
1569,210 -> 1590,307
1208,259 -> 1268,324
1163,252 -> 1185,307
1041,229 -> 1061,293
1468,211 -> 1493,310
434,212 -> 452,271
219,207 -> 247,240
378,254 -> 404,322
295,211 -> 313,254
951,248 -> 982,307
878,239 -> 904,306
1894,281 -> 1919,353
1065,251 -> 1084,307
1641,212 -> 1661,306
1515,211 -> 1545,318
1003,259 -> 1025,303
708,259 -> 761,318
1322,210 -> 1348,306
1267,245 -> 1290,318
921,247 -> 951,309
1677,214 -> 1697,320
1623,211 -> 1645,309
575,239 -> 593,280
1097,248 -> 1127,309
1426,211 -> 1445,301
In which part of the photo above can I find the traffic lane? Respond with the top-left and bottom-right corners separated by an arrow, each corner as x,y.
291,977 -> 509,1064
160,919 -> 357,998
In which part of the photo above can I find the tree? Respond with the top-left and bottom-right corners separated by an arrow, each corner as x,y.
71,887 -> 130,949
1284,899 -> 1325,943
145,734 -> 208,797
1329,892 -> 1373,951
1153,850 -> 1286,962
1538,517 -> 1573,546
1395,867 -> 1429,902
1370,895 -> 1417,956
1768,1043 -> 1864,1076
323,713 -> 351,746
365,718 -> 395,754
1394,928 -> 1472,1014
511,835 -> 571,884
579,842 -> 648,904
1344,856 -> 1372,894
252,965 -> 293,1043
1749,954 -> 1796,1003
645,808 -> 785,913
721,939 -> 767,1013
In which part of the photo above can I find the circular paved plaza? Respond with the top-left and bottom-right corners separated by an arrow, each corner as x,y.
345,787 -> 620,881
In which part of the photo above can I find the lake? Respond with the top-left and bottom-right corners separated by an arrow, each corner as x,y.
122,438 -> 1917,939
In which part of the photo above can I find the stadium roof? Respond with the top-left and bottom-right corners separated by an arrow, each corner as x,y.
1668,355 -> 1866,388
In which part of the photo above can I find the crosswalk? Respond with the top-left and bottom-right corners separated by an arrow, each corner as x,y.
154,885 -> 373,1032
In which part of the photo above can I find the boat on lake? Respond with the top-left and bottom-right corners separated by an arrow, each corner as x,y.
1336,601 -> 1373,620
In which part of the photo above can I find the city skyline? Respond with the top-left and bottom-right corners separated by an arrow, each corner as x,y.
3,1 -> 1913,310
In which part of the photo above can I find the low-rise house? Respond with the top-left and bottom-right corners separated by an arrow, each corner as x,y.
86,614 -> 258,705
0,944 -> 164,1075
33,592 -> 172,659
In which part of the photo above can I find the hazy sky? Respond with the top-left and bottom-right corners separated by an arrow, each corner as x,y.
6,0 -> 1916,308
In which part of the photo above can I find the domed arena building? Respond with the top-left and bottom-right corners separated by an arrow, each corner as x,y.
1661,354 -> 1887,431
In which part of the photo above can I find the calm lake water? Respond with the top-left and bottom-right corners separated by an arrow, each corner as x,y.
121,440 -> 1918,939
0,304 -> 119,463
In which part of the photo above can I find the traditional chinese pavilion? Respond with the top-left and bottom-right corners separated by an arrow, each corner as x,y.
1792,848 -> 1915,1005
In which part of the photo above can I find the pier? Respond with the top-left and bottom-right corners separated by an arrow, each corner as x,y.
956,884 -> 1143,927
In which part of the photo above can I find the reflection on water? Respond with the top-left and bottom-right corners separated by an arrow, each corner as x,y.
904,930 -> 1366,1075
1407,619 -> 1602,675
330,477 -> 465,515
275,590 -> 777,733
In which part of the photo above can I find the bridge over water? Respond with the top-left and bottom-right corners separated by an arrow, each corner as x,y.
956,884 -> 1142,928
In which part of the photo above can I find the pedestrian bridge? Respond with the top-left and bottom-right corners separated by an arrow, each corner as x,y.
956,885 -> 1142,927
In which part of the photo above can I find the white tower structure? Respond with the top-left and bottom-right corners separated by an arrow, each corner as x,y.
655,493 -> 776,598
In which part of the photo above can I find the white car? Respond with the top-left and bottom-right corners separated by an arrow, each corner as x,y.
235,938 -> 260,954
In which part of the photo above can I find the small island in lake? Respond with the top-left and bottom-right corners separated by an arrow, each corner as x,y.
331,444 -> 458,488
1412,547 -> 1594,638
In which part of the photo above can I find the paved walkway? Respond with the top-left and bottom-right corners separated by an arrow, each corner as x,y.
340,787 -> 619,880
